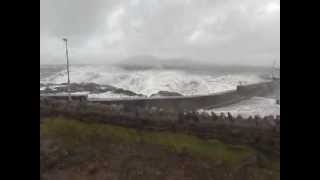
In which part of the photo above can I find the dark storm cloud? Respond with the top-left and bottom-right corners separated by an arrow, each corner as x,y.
40,0 -> 280,65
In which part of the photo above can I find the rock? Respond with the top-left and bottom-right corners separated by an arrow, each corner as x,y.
40,82 -> 142,96
234,155 -> 257,171
87,163 -> 98,175
213,160 -> 223,167
150,91 -> 183,97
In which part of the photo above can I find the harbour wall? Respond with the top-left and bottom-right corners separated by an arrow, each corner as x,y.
40,80 -> 279,111
237,80 -> 279,97
90,80 -> 279,111
90,90 -> 243,111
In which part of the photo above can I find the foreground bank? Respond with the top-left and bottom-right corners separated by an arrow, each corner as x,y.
40,97 -> 280,154
41,117 -> 279,180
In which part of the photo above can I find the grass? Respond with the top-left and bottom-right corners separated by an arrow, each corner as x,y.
41,117 -> 257,166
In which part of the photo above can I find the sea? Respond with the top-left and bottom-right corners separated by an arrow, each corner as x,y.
40,64 -> 280,117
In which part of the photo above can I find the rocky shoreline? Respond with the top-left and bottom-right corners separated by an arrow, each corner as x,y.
40,83 -> 145,97
40,83 -> 188,98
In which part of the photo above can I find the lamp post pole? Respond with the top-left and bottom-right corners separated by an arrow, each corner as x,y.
63,38 -> 71,101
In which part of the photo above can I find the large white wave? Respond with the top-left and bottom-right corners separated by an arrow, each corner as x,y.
40,65 -> 266,96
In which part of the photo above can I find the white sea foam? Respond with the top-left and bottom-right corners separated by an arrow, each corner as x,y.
41,65 -> 266,96
88,91 -> 142,99
198,97 -> 280,118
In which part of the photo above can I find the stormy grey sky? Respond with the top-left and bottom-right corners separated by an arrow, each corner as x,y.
40,0 -> 280,66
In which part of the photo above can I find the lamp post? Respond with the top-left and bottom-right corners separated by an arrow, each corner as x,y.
62,38 -> 71,101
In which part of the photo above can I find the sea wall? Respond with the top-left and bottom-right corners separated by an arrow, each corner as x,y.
90,80 -> 278,111
237,81 -> 278,97
40,80 -> 279,112
91,90 -> 244,111
40,94 -> 88,101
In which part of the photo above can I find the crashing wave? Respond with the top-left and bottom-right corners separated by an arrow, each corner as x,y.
40,65 -> 266,97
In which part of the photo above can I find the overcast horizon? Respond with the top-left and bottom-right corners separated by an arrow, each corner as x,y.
40,0 -> 280,66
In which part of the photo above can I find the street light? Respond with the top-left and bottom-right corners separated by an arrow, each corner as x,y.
62,38 -> 71,101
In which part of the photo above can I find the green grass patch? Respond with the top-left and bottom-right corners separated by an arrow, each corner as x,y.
41,117 -> 256,166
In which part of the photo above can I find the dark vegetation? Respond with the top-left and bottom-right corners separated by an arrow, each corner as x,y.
40,98 -> 280,180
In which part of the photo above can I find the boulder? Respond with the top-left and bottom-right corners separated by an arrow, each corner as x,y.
150,91 -> 183,97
